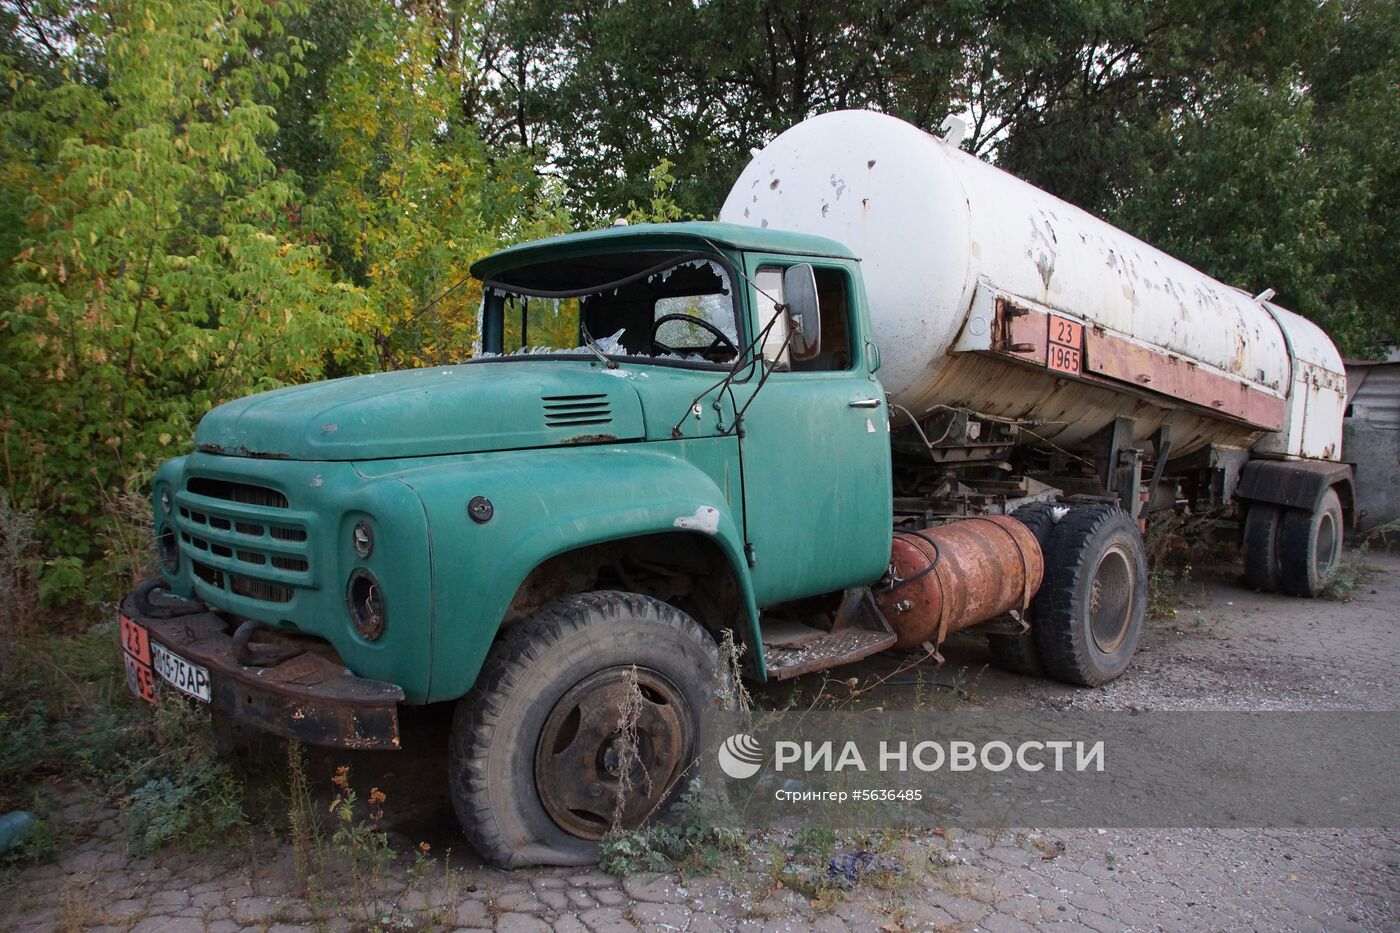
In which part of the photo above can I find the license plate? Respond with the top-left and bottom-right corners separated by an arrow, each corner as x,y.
151,641 -> 212,703
120,614 -> 158,704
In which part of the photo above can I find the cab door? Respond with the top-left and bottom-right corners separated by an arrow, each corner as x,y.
730,256 -> 893,607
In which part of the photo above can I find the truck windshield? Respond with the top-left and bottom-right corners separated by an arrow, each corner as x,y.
476,251 -> 740,367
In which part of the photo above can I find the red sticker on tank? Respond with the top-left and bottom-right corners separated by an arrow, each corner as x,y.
1048,315 -> 1083,375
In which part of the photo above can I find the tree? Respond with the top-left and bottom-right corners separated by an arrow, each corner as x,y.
483,0 -> 978,221
0,0 -> 367,594
309,1 -> 568,367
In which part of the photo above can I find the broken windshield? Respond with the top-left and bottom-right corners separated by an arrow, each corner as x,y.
475,251 -> 741,367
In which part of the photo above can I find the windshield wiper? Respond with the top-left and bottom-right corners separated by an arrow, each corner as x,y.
579,323 -> 619,370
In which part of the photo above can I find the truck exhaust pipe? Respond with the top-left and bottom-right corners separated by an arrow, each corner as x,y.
875,516 -> 1044,651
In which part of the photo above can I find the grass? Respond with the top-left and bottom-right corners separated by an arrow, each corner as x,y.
1321,545 -> 1375,601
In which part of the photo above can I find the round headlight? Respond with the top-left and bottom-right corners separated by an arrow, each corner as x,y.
159,489 -> 172,514
347,570 -> 386,640
158,526 -> 180,573
352,521 -> 373,559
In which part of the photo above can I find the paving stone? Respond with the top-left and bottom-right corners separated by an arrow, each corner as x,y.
150,888 -> 191,909
106,897 -> 145,919
569,870 -> 618,888
936,894 -> 991,924
577,906 -> 639,932
626,901 -> 690,927
452,897 -> 492,927
231,894 -> 286,923
531,876 -> 568,890
808,917 -> 851,933
494,889 -> 544,913
128,917 -> 207,933
550,917 -> 590,933
621,873 -> 682,903
495,912 -> 552,933
981,912 -> 1038,933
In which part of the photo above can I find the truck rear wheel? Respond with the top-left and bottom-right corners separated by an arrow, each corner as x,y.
1032,506 -> 1147,686
1241,502 -> 1283,592
986,502 -> 1055,676
1277,488 -> 1344,598
449,591 -> 723,868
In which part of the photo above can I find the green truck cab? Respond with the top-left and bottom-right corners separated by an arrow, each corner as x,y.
121,222 -> 909,866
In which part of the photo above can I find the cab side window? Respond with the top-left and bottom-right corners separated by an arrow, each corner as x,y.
755,265 -> 854,372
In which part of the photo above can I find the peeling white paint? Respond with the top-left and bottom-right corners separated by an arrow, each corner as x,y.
674,506 -> 721,534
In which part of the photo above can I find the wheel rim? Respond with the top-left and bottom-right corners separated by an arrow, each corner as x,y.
534,667 -> 694,840
1088,543 -> 1135,654
1315,511 -> 1339,579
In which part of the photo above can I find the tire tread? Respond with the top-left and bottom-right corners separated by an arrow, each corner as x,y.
450,591 -> 717,868
1032,505 -> 1144,687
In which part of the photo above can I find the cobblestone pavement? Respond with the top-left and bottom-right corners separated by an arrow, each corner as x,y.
8,551 -> 1399,932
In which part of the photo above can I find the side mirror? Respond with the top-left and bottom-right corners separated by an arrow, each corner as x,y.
782,263 -> 821,361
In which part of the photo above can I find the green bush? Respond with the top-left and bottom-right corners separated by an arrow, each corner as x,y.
122,761 -> 246,852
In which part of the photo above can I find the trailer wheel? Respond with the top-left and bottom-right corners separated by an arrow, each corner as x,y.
1277,488 -> 1344,598
986,503 -> 1056,676
449,591 -> 723,868
1241,503 -> 1283,592
1032,506 -> 1147,686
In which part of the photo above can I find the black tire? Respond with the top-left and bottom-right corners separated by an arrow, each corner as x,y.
449,591 -> 724,868
1241,502 -> 1283,592
1032,506 -> 1147,686
1277,488 -> 1344,598
987,502 -> 1057,676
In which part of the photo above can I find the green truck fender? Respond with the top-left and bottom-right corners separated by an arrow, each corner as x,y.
367,443 -> 765,703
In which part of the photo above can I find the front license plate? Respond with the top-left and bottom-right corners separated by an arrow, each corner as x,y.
151,642 -> 212,703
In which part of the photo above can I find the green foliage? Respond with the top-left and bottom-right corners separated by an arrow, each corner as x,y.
625,160 -> 691,225
599,780 -> 745,876
0,0 -> 369,601
310,4 -> 567,368
121,761 -> 246,852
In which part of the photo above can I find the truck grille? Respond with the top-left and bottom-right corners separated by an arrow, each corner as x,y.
542,394 -> 612,428
176,477 -> 310,606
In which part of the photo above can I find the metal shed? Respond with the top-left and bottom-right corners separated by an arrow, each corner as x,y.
1344,357 -> 1400,533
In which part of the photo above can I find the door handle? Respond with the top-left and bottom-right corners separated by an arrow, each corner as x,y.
849,398 -> 883,408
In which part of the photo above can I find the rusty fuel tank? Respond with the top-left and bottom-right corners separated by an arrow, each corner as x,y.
874,516 -> 1044,651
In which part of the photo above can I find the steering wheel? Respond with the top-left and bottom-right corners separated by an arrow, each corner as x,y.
650,313 -> 739,358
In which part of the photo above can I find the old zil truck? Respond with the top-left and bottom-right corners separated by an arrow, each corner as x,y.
119,111 -> 1352,866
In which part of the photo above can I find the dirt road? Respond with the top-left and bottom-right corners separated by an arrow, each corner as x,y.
8,551 -> 1398,932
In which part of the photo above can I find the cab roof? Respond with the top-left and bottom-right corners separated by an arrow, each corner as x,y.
469,221 -> 857,281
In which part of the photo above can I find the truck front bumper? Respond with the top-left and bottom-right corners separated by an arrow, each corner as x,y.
119,583 -> 403,750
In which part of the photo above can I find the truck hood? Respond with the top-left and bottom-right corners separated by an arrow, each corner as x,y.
195,362 -> 646,460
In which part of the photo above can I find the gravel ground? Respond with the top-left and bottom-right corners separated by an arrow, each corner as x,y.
7,550 -> 1398,932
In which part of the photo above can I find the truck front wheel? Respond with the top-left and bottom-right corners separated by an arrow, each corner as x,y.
449,591 -> 723,868
1032,506 -> 1147,686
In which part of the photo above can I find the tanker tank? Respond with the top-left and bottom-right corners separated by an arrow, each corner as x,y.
719,110 -> 1344,462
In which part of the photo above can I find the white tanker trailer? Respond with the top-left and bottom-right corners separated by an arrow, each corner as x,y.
722,110 -> 1354,601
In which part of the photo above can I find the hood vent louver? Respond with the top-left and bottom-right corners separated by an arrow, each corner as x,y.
542,393 -> 613,428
